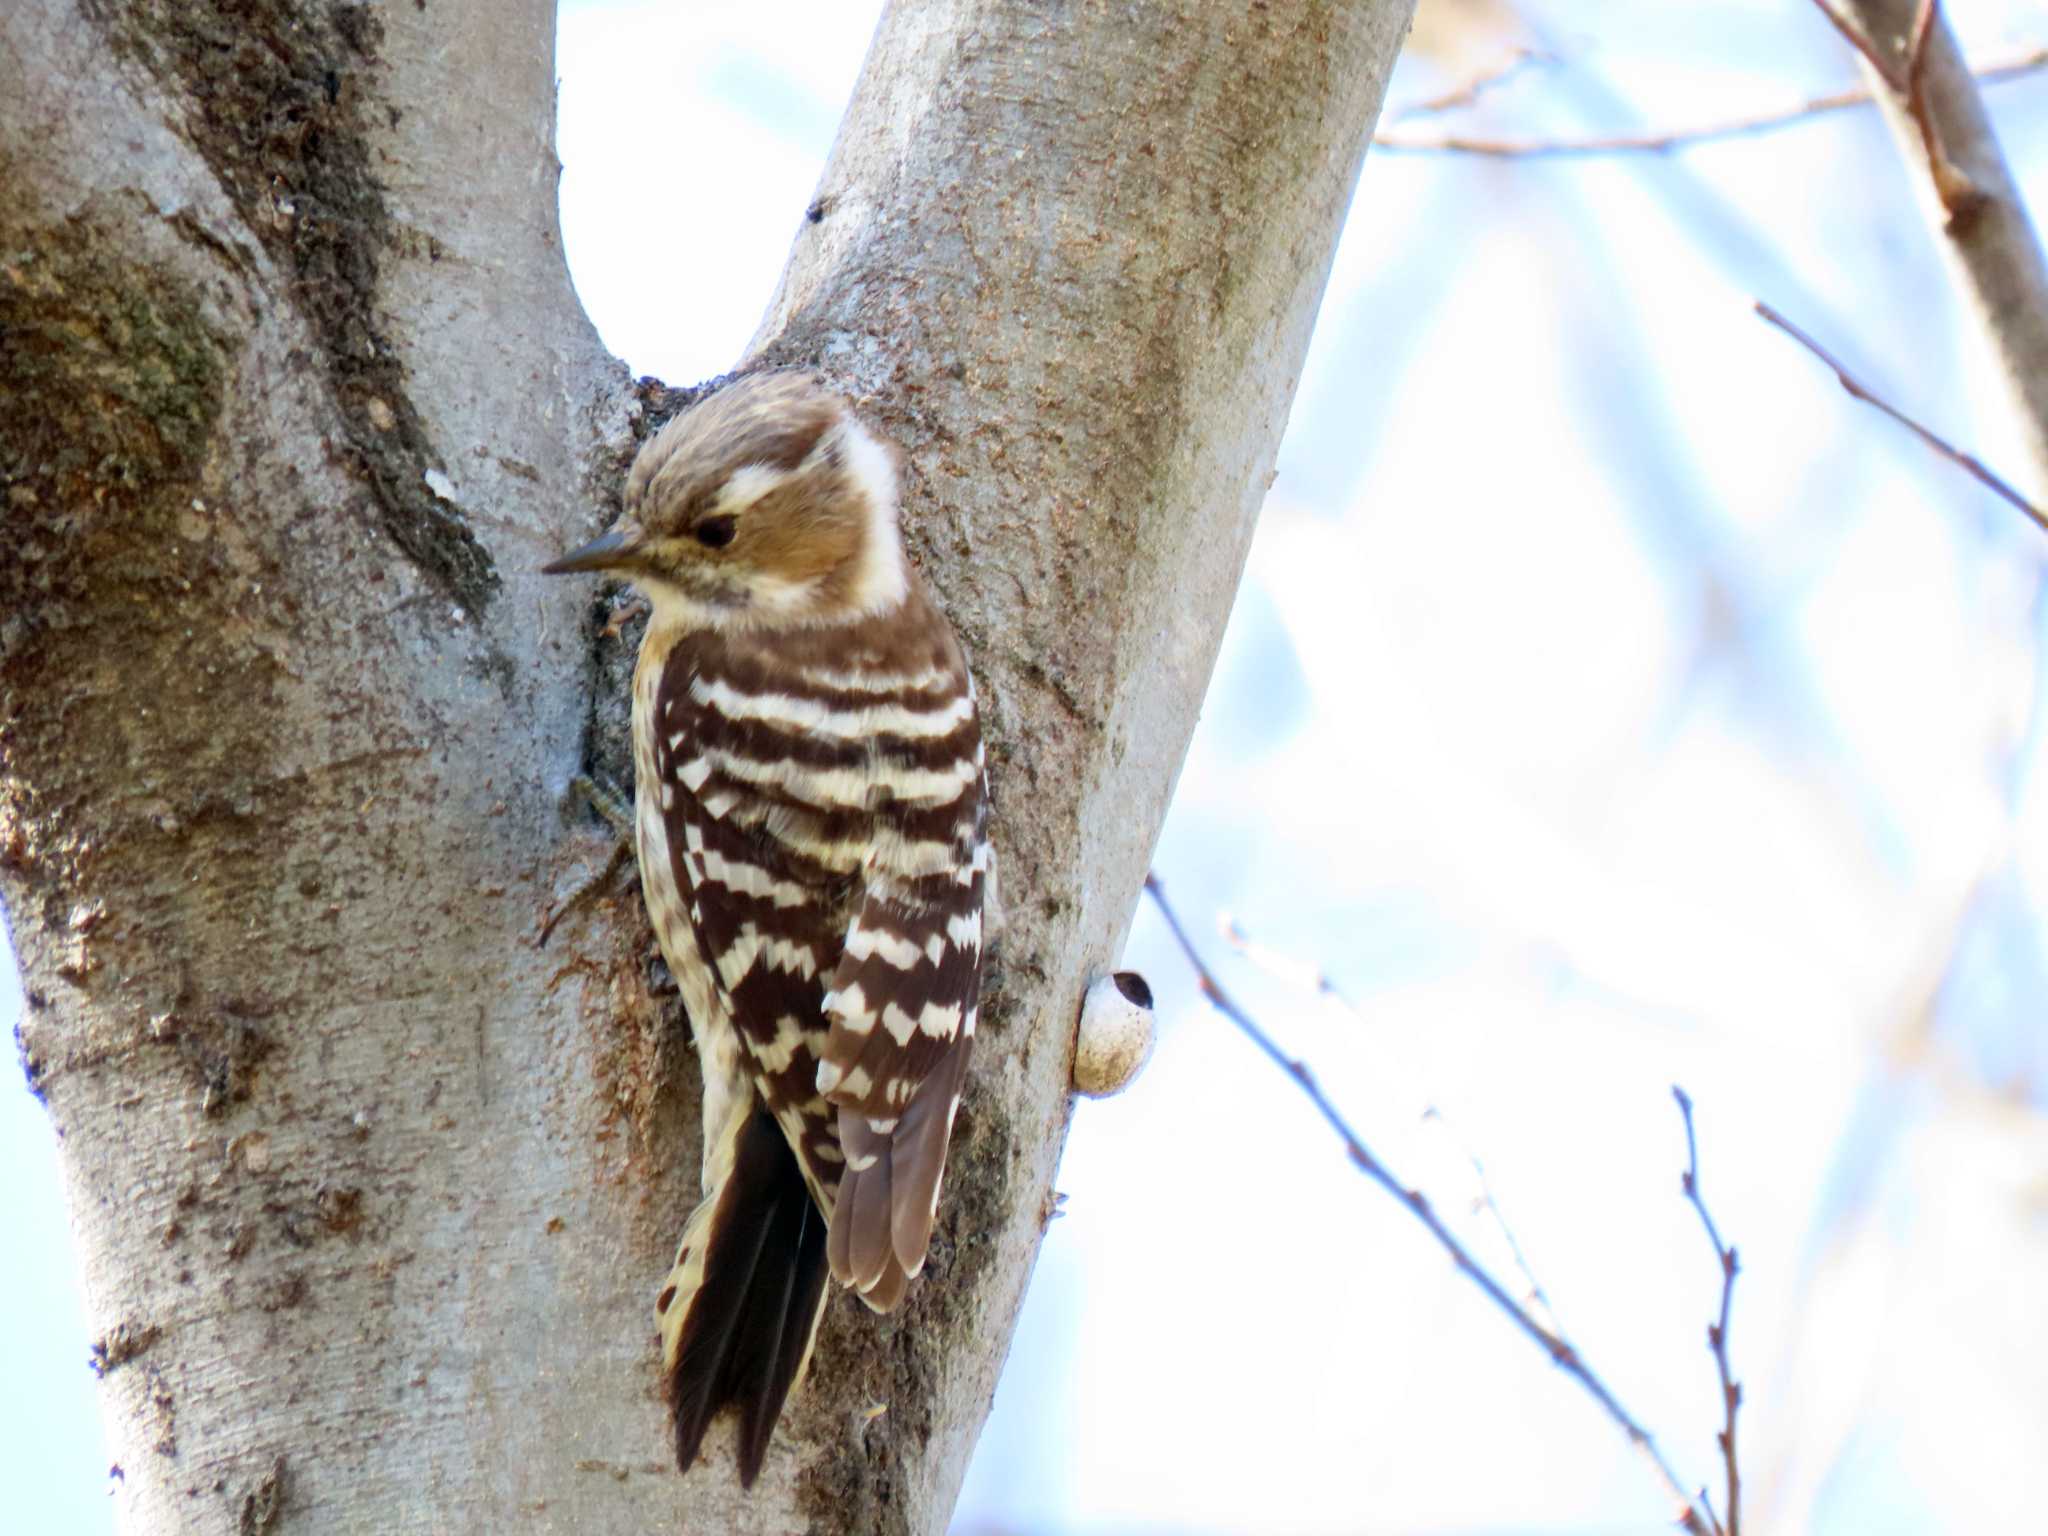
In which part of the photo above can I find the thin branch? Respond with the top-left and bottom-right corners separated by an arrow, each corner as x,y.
1218,913 -> 1562,1336
1384,47 -> 1558,123
1144,873 -> 1723,1536
1754,299 -> 2048,537
1821,1 -> 2048,491
1673,1087 -> 1743,1536
1370,46 -> 2046,158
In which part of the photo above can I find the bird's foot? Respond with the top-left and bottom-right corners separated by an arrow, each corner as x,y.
601,595 -> 652,640
538,774 -> 636,946
569,772 -> 635,837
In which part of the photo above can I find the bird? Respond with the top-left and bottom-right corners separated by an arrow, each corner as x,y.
543,372 -> 990,1487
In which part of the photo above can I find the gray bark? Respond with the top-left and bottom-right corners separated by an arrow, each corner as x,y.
0,1 -> 1412,1532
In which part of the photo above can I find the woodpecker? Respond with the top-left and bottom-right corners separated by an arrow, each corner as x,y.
544,373 -> 990,1487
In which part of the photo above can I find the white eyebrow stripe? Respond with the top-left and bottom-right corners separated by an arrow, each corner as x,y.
834,417 -> 909,616
688,675 -> 972,740
713,462 -> 793,515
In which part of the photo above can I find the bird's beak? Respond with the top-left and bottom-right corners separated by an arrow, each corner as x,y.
542,520 -> 643,575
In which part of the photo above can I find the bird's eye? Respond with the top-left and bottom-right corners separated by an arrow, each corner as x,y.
693,515 -> 739,550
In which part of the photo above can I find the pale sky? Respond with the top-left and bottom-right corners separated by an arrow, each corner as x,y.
7,3 -> 2048,1532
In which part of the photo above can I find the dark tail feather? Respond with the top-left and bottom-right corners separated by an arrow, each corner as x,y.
661,1110 -> 832,1487
827,1037 -> 971,1313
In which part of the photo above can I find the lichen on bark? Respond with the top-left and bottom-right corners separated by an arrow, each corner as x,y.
82,0 -> 500,612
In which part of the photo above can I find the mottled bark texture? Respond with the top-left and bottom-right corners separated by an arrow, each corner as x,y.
1837,0 -> 2048,495
1,1 -> 1411,1532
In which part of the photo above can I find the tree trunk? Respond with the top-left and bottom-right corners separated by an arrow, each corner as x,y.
0,1 -> 1412,1531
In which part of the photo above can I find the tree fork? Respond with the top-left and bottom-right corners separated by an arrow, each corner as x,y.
0,1 -> 1415,1530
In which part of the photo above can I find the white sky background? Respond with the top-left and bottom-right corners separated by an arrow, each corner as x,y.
6,2 -> 2048,1532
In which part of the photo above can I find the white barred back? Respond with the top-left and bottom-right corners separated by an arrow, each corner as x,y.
641,573 -> 987,1313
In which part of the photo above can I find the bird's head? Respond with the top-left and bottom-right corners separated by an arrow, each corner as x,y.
544,372 -> 908,629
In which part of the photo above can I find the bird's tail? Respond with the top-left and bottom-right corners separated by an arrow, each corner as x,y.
655,1109 -> 831,1486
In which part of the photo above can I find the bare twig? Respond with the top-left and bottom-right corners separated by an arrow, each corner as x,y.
1385,47 -> 1558,123
1673,1087 -> 1743,1536
1754,299 -> 2048,537
1370,46 -> 2046,158
1219,913 -> 1562,1335
1145,873 -> 1723,1536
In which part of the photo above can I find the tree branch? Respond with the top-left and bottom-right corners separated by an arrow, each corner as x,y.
1673,1088 -> 1743,1536
1754,299 -> 2048,537
1383,47 -> 1558,123
1144,874 -> 1723,1536
1219,912 -> 1562,1336
0,0 -> 1417,1528
1371,46 -> 2046,158
1821,0 -> 2048,495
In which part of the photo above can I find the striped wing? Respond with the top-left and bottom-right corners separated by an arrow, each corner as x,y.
650,644 -> 867,1213
651,586 -> 989,1319
819,696 -> 989,1310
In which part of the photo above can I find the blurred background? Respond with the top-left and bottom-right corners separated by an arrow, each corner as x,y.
8,1 -> 2047,1530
